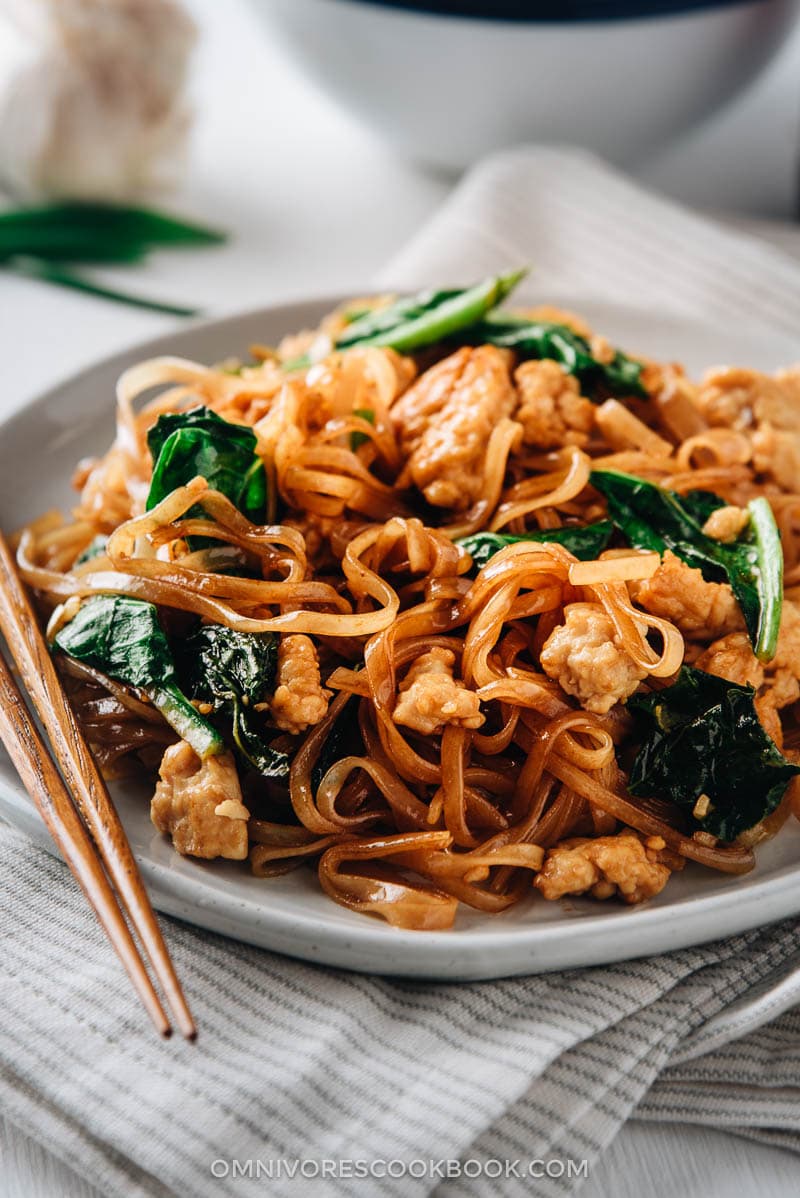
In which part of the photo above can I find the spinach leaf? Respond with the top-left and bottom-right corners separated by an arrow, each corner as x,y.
678,490 -> 727,525
456,521 -> 614,572
466,312 -> 647,400
591,470 -> 783,661
628,666 -> 800,841
311,694 -> 361,792
176,624 -> 288,779
334,269 -> 526,354
74,534 -> 109,566
146,406 -> 267,522
283,270 -> 527,370
280,269 -> 643,402
336,289 -> 461,348
350,407 -> 376,451
54,595 -> 223,758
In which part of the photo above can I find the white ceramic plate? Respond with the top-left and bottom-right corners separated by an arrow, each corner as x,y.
2,295 -> 800,979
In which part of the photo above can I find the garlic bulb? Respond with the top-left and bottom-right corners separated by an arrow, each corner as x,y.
0,0 -> 196,201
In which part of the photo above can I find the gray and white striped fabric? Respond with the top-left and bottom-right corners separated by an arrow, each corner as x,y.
2,148 -> 800,1197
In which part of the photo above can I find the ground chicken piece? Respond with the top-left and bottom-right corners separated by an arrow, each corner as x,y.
393,647 -> 483,736
151,741 -> 249,860
775,365 -> 800,408
270,634 -> 331,735
539,603 -> 648,715
774,600 -> 800,667
534,830 -> 671,904
695,632 -> 765,690
755,695 -> 785,747
631,550 -> 744,640
702,504 -> 749,543
752,423 -> 800,492
765,600 -> 800,724
767,668 -> 800,710
696,367 -> 791,431
695,603 -> 800,747
698,634 -> 782,744
513,359 -> 595,449
391,346 -> 517,510
697,368 -> 800,490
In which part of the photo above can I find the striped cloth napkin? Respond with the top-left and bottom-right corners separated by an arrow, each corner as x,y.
2,147 -> 800,1198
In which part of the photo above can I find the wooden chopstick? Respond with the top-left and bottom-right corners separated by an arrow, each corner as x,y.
0,531 -> 196,1040
0,651 -> 171,1037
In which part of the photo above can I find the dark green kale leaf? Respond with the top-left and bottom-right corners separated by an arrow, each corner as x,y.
590,470 -> 783,661
456,521 -> 614,572
176,624 -> 288,779
146,406 -> 267,522
628,666 -> 800,841
54,595 -> 222,758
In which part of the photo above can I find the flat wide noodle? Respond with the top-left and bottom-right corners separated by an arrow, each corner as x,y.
19,320 -> 800,930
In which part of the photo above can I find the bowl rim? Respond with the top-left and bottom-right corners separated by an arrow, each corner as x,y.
321,0 -> 767,25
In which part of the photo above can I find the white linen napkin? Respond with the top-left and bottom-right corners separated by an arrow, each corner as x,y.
2,146 -> 800,1198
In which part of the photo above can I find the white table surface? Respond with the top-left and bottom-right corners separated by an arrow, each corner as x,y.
1,1 -> 799,1194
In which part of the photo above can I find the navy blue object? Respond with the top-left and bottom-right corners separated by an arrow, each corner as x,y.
341,0 -> 762,22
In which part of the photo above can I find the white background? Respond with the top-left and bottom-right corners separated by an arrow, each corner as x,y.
1,0 -> 799,1193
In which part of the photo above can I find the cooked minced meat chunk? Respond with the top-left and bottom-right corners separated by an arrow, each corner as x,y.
701,504 -> 749,543
630,550 -> 743,640
752,423 -> 800,492
539,602 -> 648,715
513,359 -> 595,449
270,634 -> 331,736
151,741 -> 249,860
534,830 -> 672,904
391,345 -> 517,510
695,367 -> 794,431
697,601 -> 800,748
393,647 -> 483,736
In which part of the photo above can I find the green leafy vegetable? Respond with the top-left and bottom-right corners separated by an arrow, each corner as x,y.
74,534 -> 109,566
146,406 -> 267,523
677,490 -> 727,525
591,470 -> 783,661
335,289 -> 459,347
281,268 -> 644,402
0,203 -> 225,315
336,269 -> 526,353
628,666 -> 800,841
176,624 -> 288,779
311,694 -> 361,791
281,268 -> 643,401
457,521 -> 614,572
350,407 -> 376,450
466,312 -> 647,399
283,270 -> 527,370
54,595 -> 222,759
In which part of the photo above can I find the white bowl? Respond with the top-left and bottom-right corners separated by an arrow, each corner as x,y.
251,0 -> 799,169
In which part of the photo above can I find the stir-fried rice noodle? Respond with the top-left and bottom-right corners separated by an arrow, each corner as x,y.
18,301 -> 800,930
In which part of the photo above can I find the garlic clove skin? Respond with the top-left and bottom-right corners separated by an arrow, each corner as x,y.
0,0 -> 197,202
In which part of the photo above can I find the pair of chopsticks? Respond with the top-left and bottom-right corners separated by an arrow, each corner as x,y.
0,530 -> 196,1040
